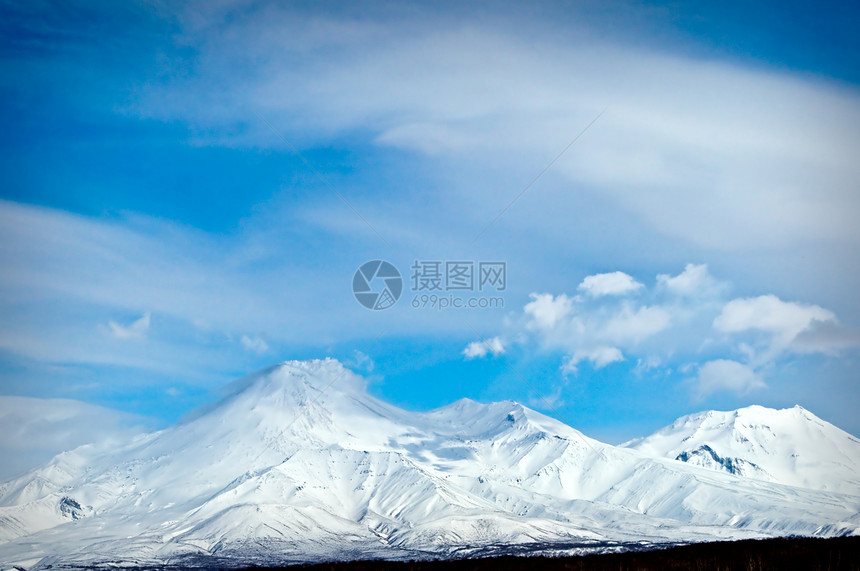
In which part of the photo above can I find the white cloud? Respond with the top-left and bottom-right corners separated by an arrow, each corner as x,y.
657,263 -> 720,297
579,271 -> 643,297
240,334 -> 269,354
463,336 -> 505,359
346,349 -> 375,372
693,359 -> 766,397
108,312 -> 151,340
714,295 -> 836,342
602,305 -> 672,344
523,293 -> 574,332
586,346 -> 625,368
515,270 -> 690,378
495,264 -> 854,395
713,295 -> 841,367
633,355 -> 662,375
562,346 -> 624,375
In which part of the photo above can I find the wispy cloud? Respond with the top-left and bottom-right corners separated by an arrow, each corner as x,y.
463,336 -> 505,359
345,350 -> 375,372
240,334 -> 269,354
108,313 -> 150,340
138,4 -> 860,254
0,396 -> 150,479
0,199 -> 350,380
562,346 -> 624,375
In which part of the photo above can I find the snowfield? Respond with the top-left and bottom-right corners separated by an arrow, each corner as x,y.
1,359 -> 858,569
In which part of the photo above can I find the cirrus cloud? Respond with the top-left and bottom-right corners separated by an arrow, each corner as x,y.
108,313 -> 151,340
139,3 -> 860,253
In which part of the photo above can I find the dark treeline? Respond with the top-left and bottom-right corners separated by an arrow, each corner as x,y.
238,536 -> 860,571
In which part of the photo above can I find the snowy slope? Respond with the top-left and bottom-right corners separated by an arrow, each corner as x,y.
0,360 -> 858,569
623,405 -> 860,494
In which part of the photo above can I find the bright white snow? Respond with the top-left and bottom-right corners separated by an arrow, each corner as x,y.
623,404 -> 860,493
0,359 -> 858,569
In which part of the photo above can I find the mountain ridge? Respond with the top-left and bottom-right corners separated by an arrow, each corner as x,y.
0,359 -> 858,569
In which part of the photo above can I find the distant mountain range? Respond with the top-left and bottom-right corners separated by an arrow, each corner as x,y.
1,359 -> 858,569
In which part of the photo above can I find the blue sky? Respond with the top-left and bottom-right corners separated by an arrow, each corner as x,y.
1,0 -> 859,453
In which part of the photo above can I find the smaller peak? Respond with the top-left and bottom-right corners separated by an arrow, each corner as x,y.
785,405 -> 824,422
735,404 -> 771,414
726,405 -> 782,421
734,404 -> 811,416
505,401 -> 527,415
430,397 -> 481,414
725,405 -> 825,427
485,400 -> 531,422
669,406 -> 782,430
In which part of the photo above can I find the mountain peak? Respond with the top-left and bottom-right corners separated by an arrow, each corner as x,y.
252,358 -> 364,392
211,358 -> 369,410
626,405 -> 860,493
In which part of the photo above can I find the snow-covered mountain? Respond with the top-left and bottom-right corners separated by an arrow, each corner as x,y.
623,405 -> 860,494
1,359 -> 858,569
